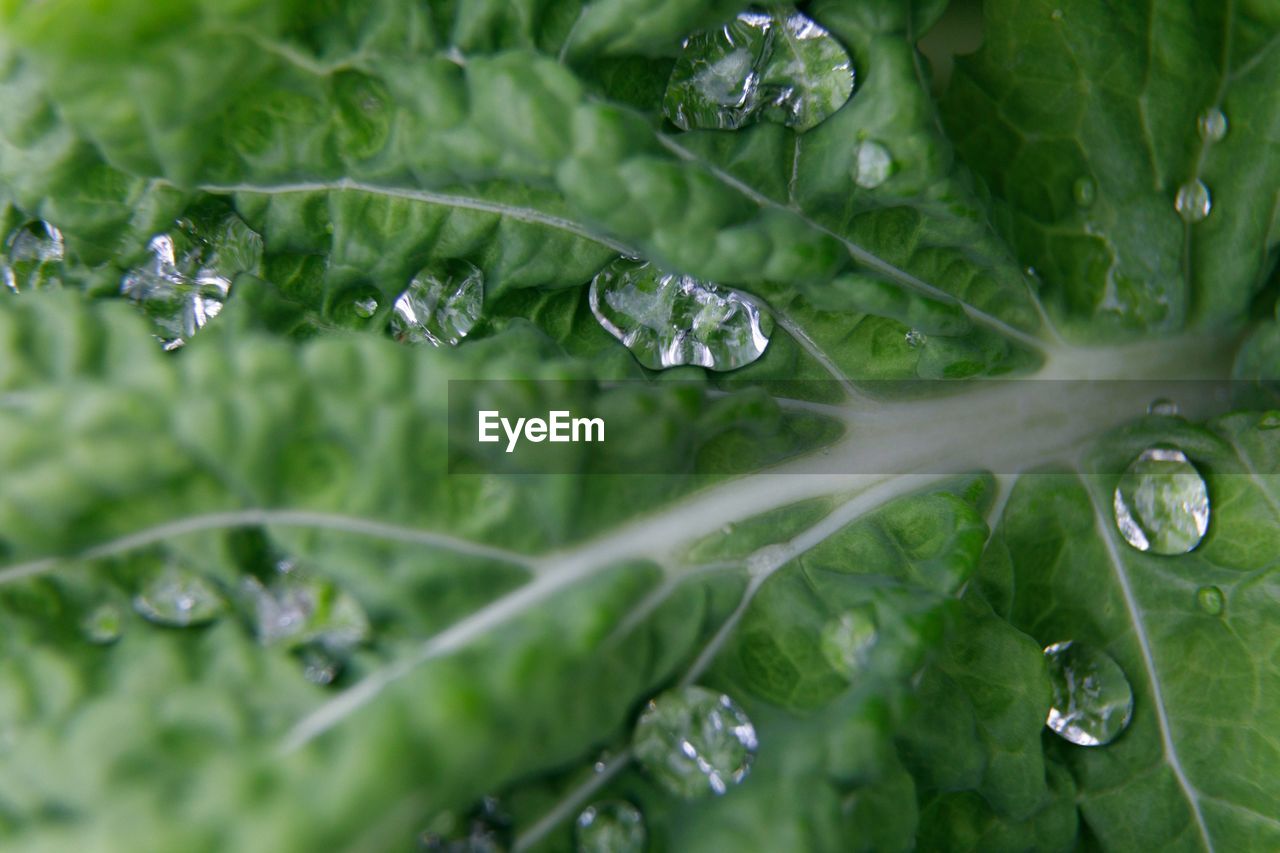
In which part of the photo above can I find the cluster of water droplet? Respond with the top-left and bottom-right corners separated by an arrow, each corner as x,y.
1173,107 -> 1228,224
1,219 -> 64,294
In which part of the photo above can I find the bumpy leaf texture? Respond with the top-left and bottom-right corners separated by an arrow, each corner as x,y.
0,1 -> 1276,851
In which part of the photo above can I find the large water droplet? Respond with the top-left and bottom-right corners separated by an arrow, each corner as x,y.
664,9 -> 854,133
1196,585 -> 1225,616
1197,107 -> 1228,142
390,260 -> 484,347
242,572 -> 369,652
820,606 -> 878,678
590,258 -> 772,371
632,685 -> 757,798
1146,397 -> 1179,416
133,565 -> 225,627
1043,640 -> 1133,746
120,211 -> 262,349
1,220 -> 64,294
853,140 -> 893,189
81,602 -> 124,644
1174,180 -> 1212,223
575,801 -> 646,853
1073,176 -> 1097,208
1113,447 -> 1210,554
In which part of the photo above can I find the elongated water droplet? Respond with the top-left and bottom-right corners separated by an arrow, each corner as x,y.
1073,176 -> 1097,208
1197,107 -> 1227,142
121,211 -> 262,349
576,801 -> 646,853
82,603 -> 124,644
664,9 -> 854,133
391,260 -> 483,347
1258,411 -> 1280,430
904,328 -> 927,349
821,607 -> 878,677
1196,585 -> 1225,616
133,565 -> 225,627
1113,447 -> 1210,554
2,220 -> 64,294
1147,397 -> 1179,416
1043,641 -> 1133,746
242,572 -> 369,652
590,258 -> 772,371
853,140 -> 893,189
1174,180 -> 1212,223
632,685 -> 757,798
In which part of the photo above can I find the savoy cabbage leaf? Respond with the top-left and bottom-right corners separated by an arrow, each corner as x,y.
0,1 -> 1277,851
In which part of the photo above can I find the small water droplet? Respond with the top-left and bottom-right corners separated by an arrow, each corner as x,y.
391,260 -> 484,347
1043,640 -> 1133,746
632,685 -> 757,798
1,220 -> 64,294
81,603 -> 124,644
904,328 -> 927,349
664,10 -> 854,133
1258,411 -> 1280,430
120,210 -> 262,349
1113,447 -> 1210,554
820,606 -> 878,677
590,258 -> 772,371
1174,179 -> 1212,223
242,572 -> 369,652
1196,585 -> 1224,616
300,646 -> 342,686
352,296 -> 379,318
133,565 -> 225,627
1050,8 -> 1063,21
1072,176 -> 1097,208
852,140 -> 893,189
575,800 -> 646,853
1197,107 -> 1227,142
1146,397 -> 1179,416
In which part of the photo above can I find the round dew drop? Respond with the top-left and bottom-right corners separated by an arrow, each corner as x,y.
1196,585 -> 1225,616
1146,397 -> 1179,416
1197,107 -> 1228,142
82,603 -> 124,644
821,607 -> 878,677
1043,641 -> 1134,746
575,801 -> 646,853
632,685 -> 758,798
1072,176 -> 1097,208
1113,447 -> 1209,555
853,140 -> 893,189
1175,180 -> 1212,223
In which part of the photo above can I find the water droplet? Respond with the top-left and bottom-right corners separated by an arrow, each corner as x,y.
852,140 -> 893,189
904,328 -> 927,349
133,565 -> 225,627
820,607 -> 878,677
590,258 -> 772,371
632,685 -> 757,798
241,572 -> 369,652
1,220 -> 64,294
120,211 -> 262,349
1259,411 -> 1280,430
1043,640 -> 1133,746
81,603 -> 124,644
391,260 -> 484,347
1196,585 -> 1224,616
1174,179 -> 1212,223
301,646 -> 342,686
419,798 -> 511,852
664,10 -> 854,133
1146,397 -> 1179,416
1197,107 -> 1227,142
1113,447 -> 1210,554
1050,8 -> 1064,21
575,800 -> 646,853
1073,176 -> 1097,208
352,296 -> 378,318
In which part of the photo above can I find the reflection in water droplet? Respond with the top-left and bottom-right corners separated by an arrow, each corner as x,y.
82,603 -> 124,644
242,572 -> 369,652
2,220 -> 64,294
1197,107 -> 1228,142
391,260 -> 484,347
632,685 -> 757,798
133,565 -> 225,627
904,328 -> 927,349
821,607 -> 878,677
121,211 -> 262,349
590,258 -> 772,371
1146,397 -> 1179,416
1113,447 -> 1210,554
853,140 -> 893,189
1174,180 -> 1212,223
575,800 -> 646,853
1196,585 -> 1225,616
1043,641 -> 1133,746
664,10 -> 854,133
1073,176 -> 1097,207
